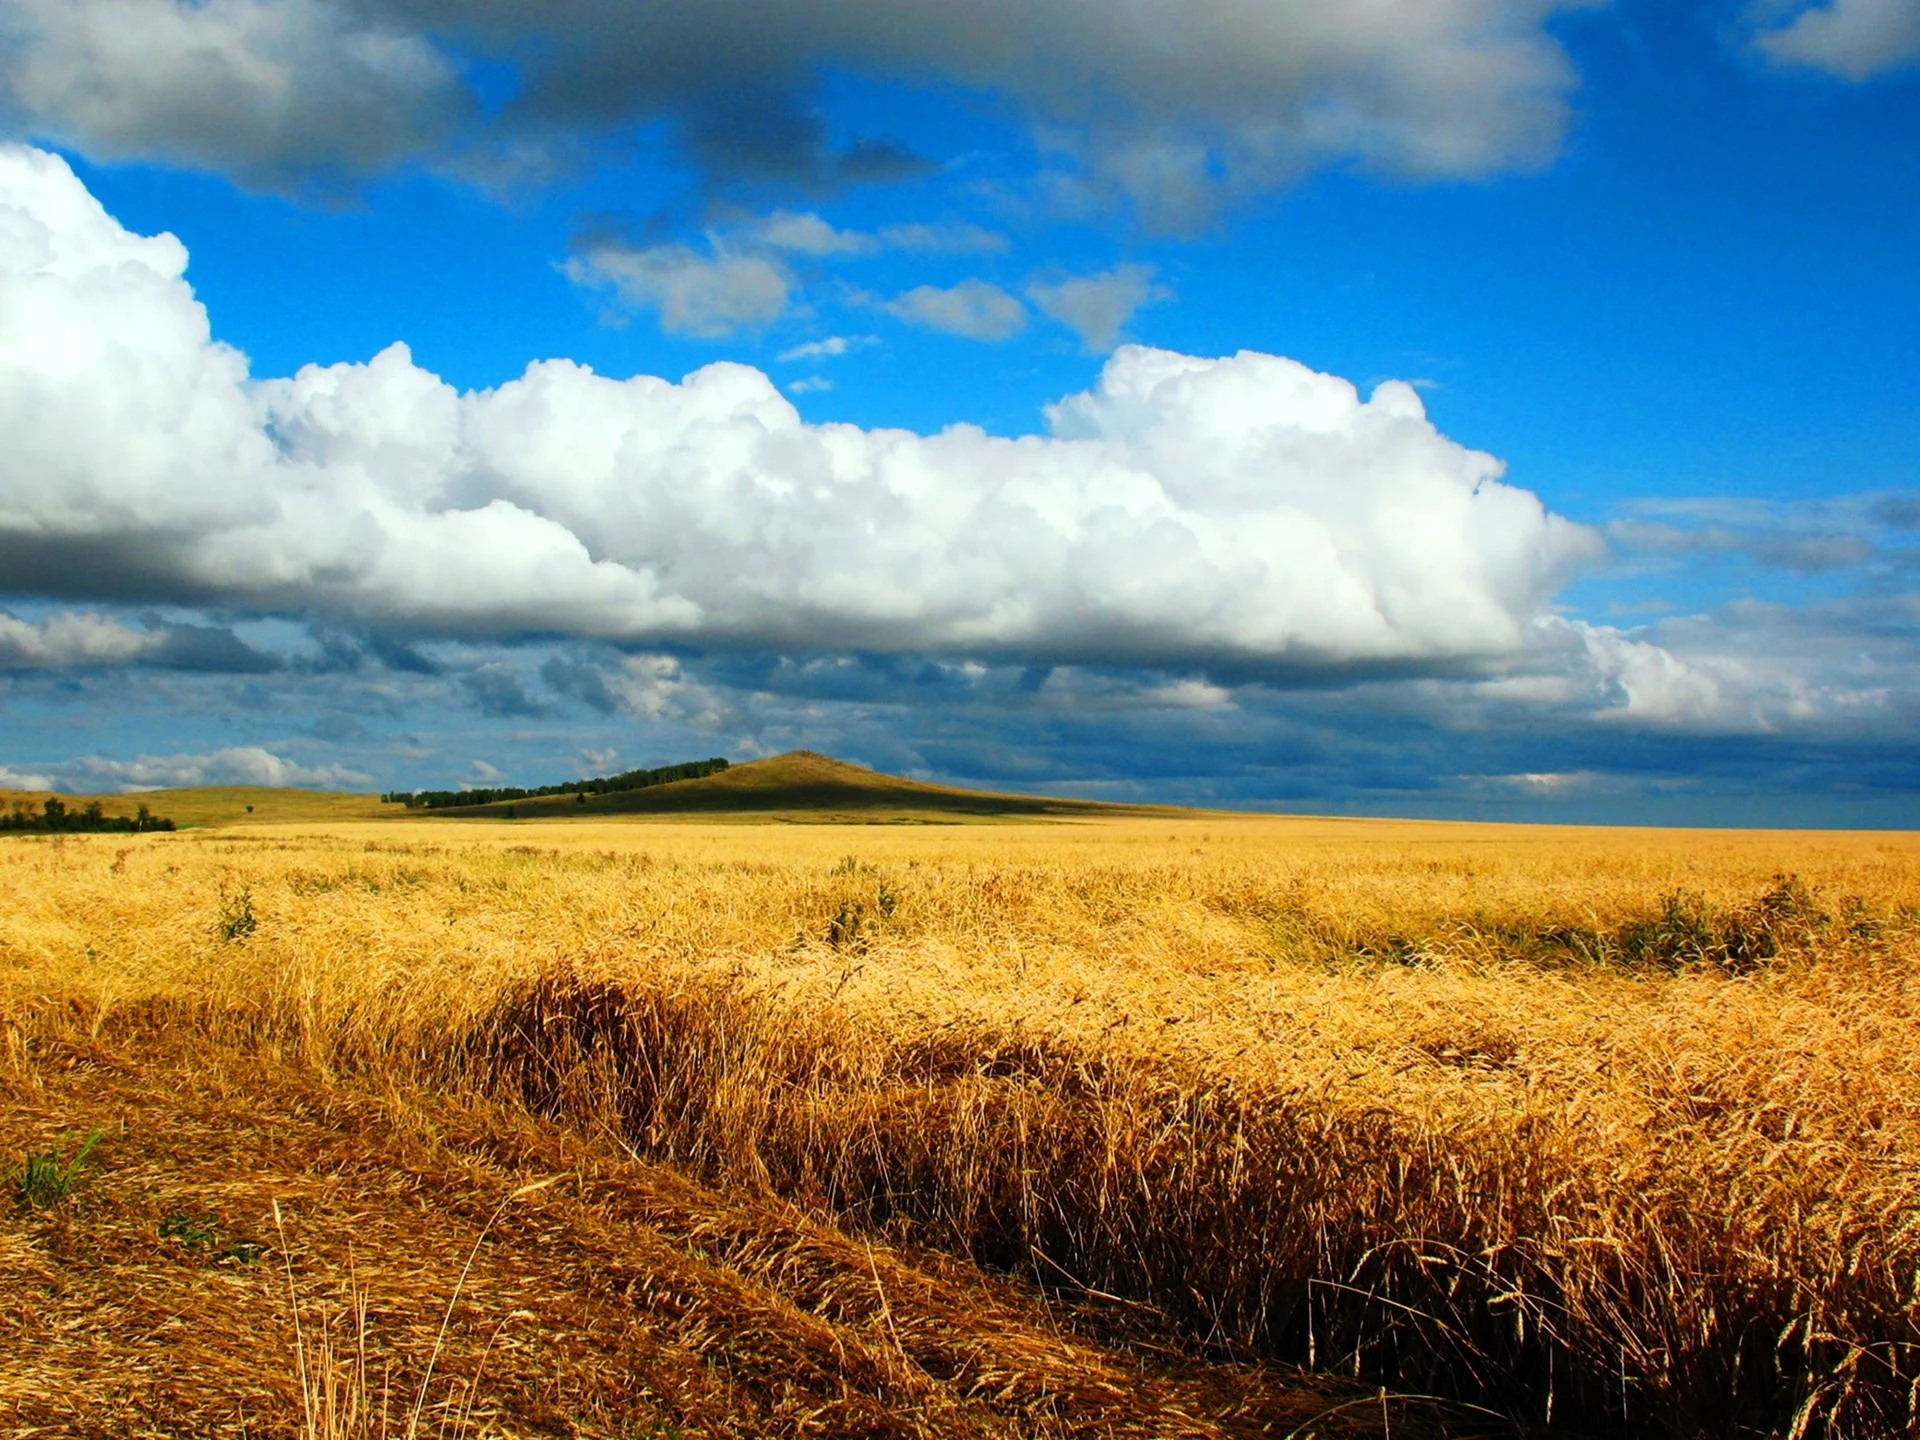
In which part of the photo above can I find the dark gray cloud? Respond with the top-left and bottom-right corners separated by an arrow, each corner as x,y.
460,663 -> 550,719
141,618 -> 282,673
1602,490 -> 1920,577
5,626 -> 1916,824
308,713 -> 373,743
303,629 -> 445,676
0,532 -> 226,606
0,0 -> 466,190
1873,492 -> 1920,531
674,85 -> 928,192
1607,516 -> 1876,574
540,656 -> 622,716
0,0 -> 1590,212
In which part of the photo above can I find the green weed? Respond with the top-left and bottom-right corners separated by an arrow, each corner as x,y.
217,883 -> 258,942
10,1128 -> 103,1211
826,899 -> 866,951
161,1211 -> 263,1263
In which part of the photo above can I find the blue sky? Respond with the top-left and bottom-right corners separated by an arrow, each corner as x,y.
0,0 -> 1916,823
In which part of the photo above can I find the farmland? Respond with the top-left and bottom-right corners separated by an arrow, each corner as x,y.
2,810 -> 1917,1437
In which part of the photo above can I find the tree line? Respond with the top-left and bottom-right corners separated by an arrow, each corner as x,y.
382,757 -> 731,811
2,798 -> 177,833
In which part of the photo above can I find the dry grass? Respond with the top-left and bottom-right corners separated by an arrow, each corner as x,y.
4,815 -> 1918,1437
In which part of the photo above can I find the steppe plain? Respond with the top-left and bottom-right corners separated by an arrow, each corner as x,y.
2,757 -> 1916,1439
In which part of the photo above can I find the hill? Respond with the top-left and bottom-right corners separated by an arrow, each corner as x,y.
0,754 -> 1172,831
440,751 -> 1173,823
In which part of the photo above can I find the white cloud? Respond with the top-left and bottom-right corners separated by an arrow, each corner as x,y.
786,375 -> 832,394
1753,0 -> 1920,79
1569,621 -> 1734,724
1027,263 -> 1169,352
1454,604 -> 1914,734
63,745 -> 370,791
606,654 -> 730,725
565,210 -> 1013,339
0,610 -> 161,667
1037,669 -> 1236,712
777,334 -> 878,363
0,766 -> 54,791
565,240 -> 792,337
879,279 -> 1029,340
744,212 -> 1007,258
751,210 -> 874,257
0,143 -> 1613,683
876,222 -> 1010,255
1489,771 -> 1600,794
0,0 -> 463,188
1462,619 -> 1740,726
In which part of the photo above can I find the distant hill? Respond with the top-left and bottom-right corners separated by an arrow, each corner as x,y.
0,754 -> 1176,830
437,751 -> 1173,823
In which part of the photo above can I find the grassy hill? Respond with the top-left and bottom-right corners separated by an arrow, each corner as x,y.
438,751 -> 1174,823
0,752 -> 1173,830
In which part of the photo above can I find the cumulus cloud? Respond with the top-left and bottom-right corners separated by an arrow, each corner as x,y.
542,652 -> 728,724
0,0 -> 1591,210
0,609 -> 278,671
1027,263 -> 1169,352
0,610 -> 160,667
565,240 -> 792,337
60,745 -> 370,791
1,143 -> 1610,684
0,0 -> 464,189
879,278 -> 1029,339
1565,621 -> 1736,724
1753,0 -> 1920,79
1454,599 -> 1917,736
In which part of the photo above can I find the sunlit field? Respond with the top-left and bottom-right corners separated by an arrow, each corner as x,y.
4,816 -> 1918,1438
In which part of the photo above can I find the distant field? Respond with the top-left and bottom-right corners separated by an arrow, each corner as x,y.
0,784 -> 390,827
3,815 -> 1917,1437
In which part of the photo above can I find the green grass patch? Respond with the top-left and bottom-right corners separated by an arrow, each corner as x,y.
10,1128 -> 103,1211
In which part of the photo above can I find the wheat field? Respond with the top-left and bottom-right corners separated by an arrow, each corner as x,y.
4,815 -> 1918,1438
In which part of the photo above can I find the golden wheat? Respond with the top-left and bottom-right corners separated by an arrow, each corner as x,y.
4,816 -> 1917,1436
